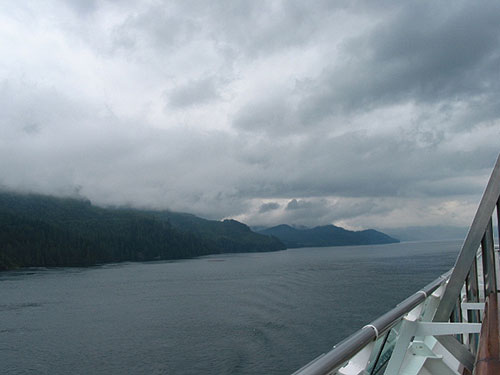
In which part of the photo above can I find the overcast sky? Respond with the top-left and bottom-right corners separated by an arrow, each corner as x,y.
1,0 -> 499,230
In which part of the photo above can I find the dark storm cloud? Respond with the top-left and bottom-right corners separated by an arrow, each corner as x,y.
302,0 -> 500,115
233,0 -> 500,133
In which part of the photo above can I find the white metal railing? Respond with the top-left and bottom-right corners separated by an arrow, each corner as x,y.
293,154 -> 500,375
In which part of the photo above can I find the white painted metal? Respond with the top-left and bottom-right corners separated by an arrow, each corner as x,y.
337,343 -> 375,375
460,302 -> 484,311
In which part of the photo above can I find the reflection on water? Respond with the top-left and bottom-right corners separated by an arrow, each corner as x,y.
0,241 -> 460,375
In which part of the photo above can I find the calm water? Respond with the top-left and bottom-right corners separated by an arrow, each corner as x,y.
0,241 -> 460,375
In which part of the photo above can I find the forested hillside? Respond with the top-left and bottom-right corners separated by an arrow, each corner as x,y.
0,192 -> 285,270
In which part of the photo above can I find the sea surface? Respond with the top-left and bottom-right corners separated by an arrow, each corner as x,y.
0,240 -> 461,375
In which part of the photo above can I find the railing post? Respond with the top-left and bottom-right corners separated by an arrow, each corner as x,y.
481,219 -> 497,296
497,200 -> 500,252
383,318 -> 416,375
466,258 -> 480,355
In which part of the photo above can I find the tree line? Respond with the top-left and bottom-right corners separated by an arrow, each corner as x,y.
0,192 -> 284,270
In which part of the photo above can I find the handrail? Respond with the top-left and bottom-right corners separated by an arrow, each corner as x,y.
292,269 -> 452,375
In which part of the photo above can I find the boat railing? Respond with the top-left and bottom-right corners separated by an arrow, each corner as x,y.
293,154 -> 500,375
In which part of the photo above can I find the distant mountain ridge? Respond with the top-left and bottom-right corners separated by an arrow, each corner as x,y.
0,192 -> 284,270
258,224 -> 399,248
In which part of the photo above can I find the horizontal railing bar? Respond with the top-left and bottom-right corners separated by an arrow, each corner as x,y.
462,302 -> 485,310
292,269 -> 452,375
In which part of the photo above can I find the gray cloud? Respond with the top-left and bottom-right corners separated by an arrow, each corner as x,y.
286,199 -> 313,211
166,78 -> 220,108
63,0 -> 99,15
22,123 -> 41,135
245,197 -> 393,229
170,0 -> 349,58
233,93 -> 297,133
0,0 -> 499,230
112,3 -> 199,52
259,202 -> 280,213
283,199 -> 331,225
